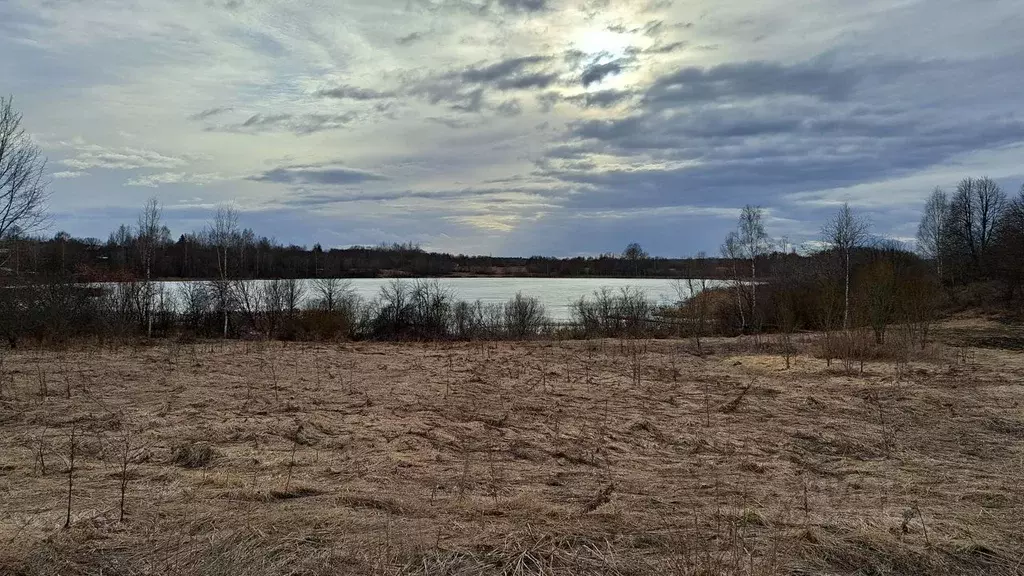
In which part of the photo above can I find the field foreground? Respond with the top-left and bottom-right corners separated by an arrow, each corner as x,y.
1,330 -> 1023,575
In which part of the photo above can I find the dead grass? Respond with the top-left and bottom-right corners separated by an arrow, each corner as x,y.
1,324 -> 1023,575
172,441 -> 217,468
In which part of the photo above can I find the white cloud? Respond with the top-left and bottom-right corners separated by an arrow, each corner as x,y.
62,145 -> 190,171
125,172 -> 225,187
51,170 -> 89,179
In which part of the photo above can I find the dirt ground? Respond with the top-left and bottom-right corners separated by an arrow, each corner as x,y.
1,323 -> 1023,575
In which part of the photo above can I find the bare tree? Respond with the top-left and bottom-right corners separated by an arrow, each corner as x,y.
675,252 -> 711,355
946,176 -> 1006,277
993,185 -> 1024,301
721,231 -> 746,330
822,203 -> 870,329
737,205 -> 770,328
233,279 -> 268,337
916,187 -> 948,281
863,256 -> 898,344
1,96 -> 49,264
136,198 -> 162,337
108,224 -> 133,272
312,277 -> 353,312
282,278 -> 305,317
207,205 -> 239,337
622,242 -> 648,277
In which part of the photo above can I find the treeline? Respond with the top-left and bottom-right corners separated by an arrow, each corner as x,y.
916,177 -> 1024,299
3,223 -> 736,281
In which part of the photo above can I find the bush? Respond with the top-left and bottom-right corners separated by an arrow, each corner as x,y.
571,287 -> 657,338
504,292 -> 547,339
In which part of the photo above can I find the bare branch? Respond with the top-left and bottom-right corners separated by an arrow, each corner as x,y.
0,96 -> 50,245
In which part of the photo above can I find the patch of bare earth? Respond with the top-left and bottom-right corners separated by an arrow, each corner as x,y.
1,333 -> 1022,575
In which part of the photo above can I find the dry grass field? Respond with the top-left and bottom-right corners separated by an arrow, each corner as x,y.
1,320 -> 1023,575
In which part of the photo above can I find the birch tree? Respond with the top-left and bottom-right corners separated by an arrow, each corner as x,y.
721,231 -> 746,330
737,205 -> 770,328
208,205 -> 239,337
916,188 -> 948,281
136,198 -> 162,337
822,203 -> 869,329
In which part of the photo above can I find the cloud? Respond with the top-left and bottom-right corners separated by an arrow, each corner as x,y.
396,31 -> 424,45
269,185 -> 560,215
51,170 -> 89,179
188,107 -> 233,120
494,72 -> 560,90
216,112 -> 361,134
62,145 -> 189,171
402,55 -> 561,114
249,163 -> 386,186
495,98 -> 523,117
125,172 -> 223,187
530,52 -> 1024,230
643,41 -> 687,54
494,0 -> 548,12
580,60 -> 626,87
644,58 -> 863,107
564,89 -> 635,108
316,85 -> 395,100
427,116 -> 478,129
460,56 -> 550,84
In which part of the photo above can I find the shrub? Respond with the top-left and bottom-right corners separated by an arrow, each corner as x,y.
571,287 -> 657,338
504,292 -> 547,339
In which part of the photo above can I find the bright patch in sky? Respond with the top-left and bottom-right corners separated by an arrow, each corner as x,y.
573,27 -> 632,59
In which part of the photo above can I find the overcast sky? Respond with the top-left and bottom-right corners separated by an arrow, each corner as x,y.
3,0 -> 1023,256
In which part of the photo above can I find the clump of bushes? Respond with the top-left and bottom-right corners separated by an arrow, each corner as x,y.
570,287 -> 664,338
1,278 -> 551,344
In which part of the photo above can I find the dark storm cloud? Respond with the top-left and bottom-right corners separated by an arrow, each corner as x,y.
249,163 -> 386,185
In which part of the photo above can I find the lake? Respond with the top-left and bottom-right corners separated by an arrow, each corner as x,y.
152,277 -> 715,321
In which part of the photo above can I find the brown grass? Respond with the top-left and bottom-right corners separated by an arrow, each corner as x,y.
1,324 -> 1023,575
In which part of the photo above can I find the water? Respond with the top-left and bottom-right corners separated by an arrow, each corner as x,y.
154,277 -> 715,321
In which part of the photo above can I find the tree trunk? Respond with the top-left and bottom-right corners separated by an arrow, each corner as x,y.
145,263 -> 153,338
222,247 -> 229,338
750,257 -> 756,330
843,250 -> 850,329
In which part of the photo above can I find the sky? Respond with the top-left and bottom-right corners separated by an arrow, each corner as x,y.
3,0 -> 1023,256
